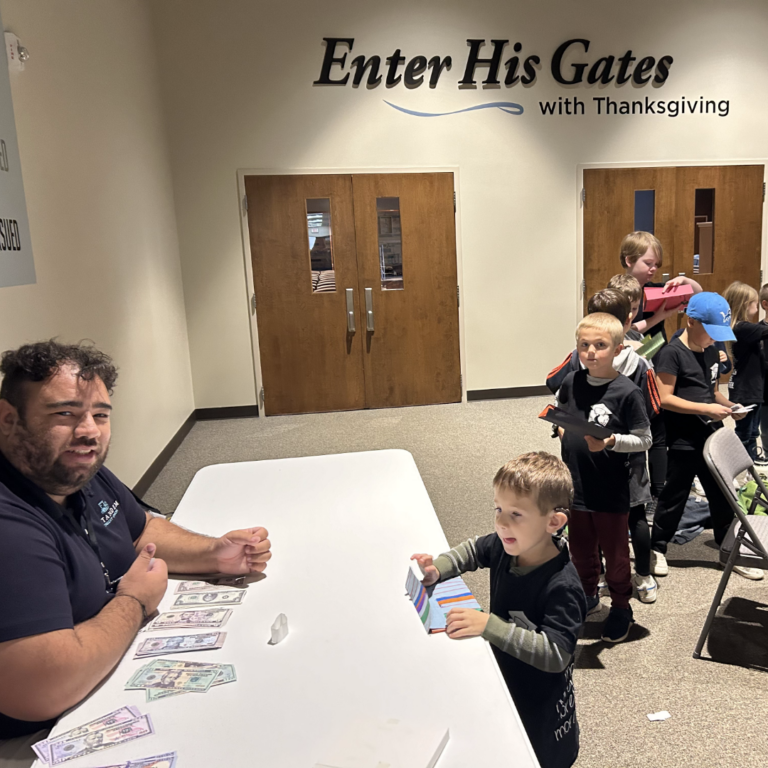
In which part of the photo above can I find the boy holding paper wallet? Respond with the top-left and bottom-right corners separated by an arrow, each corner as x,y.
555,313 -> 651,642
650,293 -> 753,577
547,294 -> 660,603
411,452 -> 586,768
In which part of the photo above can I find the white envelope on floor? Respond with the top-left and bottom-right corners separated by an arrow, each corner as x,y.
313,718 -> 449,768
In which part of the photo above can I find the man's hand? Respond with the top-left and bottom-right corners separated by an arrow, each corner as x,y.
584,434 -> 616,452
117,543 -> 168,616
705,403 -> 733,422
445,608 -> 489,639
410,553 -> 440,586
211,527 -> 272,575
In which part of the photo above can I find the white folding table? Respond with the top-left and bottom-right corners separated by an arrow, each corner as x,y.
36,450 -> 539,768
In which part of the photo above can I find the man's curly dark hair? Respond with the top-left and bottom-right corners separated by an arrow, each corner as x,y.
0,340 -> 118,416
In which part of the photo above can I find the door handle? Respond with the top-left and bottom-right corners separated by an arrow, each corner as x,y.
365,288 -> 375,332
346,288 -> 356,333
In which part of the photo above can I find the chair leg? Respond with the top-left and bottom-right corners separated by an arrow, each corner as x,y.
692,534 -> 743,659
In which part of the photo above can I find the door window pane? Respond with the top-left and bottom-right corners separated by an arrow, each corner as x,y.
377,197 -> 403,291
694,189 -> 715,275
634,190 -> 655,234
307,198 -> 336,293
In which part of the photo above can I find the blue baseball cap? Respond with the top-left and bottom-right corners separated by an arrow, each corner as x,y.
686,292 -> 736,342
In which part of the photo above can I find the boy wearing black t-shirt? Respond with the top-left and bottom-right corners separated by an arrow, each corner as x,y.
556,313 -> 651,643
650,293 -> 745,577
411,452 -> 586,768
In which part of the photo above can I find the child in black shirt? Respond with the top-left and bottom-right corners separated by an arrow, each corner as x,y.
411,452 -> 586,768
723,281 -> 768,460
556,313 -> 651,642
650,292 -> 747,577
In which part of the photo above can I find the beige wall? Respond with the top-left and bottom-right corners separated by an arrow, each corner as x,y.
149,0 -> 768,405
0,0 -> 194,486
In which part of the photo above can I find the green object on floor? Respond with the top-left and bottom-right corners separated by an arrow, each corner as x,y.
737,480 -> 768,516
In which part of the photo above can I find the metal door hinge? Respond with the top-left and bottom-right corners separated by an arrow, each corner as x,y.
457,286 -> 460,307
763,182 -> 765,202
581,279 -> 586,298
260,386 -> 264,404
453,191 -> 456,213
250,293 -> 257,314
242,194 -> 249,215
581,188 -> 586,205
460,374 -> 463,390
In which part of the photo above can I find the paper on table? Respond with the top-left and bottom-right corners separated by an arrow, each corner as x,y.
643,284 -> 693,313
538,404 -> 613,439
405,568 -> 431,632
313,718 -> 449,768
647,711 -> 671,722
426,578 -> 482,633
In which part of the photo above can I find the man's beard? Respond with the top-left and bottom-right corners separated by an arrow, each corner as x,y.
13,420 -> 109,497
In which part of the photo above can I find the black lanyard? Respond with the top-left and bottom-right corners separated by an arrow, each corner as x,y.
59,501 -> 120,595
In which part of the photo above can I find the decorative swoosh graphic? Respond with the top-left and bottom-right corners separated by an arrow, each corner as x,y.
384,100 -> 524,117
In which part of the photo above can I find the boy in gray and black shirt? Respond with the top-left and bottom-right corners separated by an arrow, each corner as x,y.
412,452 -> 586,768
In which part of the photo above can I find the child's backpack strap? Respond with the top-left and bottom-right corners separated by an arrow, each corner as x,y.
546,350 -> 579,394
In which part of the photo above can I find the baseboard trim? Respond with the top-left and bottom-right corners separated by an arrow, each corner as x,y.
467,386 -> 551,401
132,405 -> 260,498
196,405 -> 260,420
133,412 -> 196,498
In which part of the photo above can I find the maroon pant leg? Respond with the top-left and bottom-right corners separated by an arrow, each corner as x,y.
592,510 -> 632,610
567,508 -> 601,598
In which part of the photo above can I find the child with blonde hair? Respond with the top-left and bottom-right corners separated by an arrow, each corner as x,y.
556,313 -> 651,640
620,231 -> 701,336
723,281 -> 768,460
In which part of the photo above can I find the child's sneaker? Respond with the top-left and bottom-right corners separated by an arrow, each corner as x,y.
650,550 -> 669,576
601,606 -> 634,643
733,565 -> 764,580
585,594 -> 601,615
632,573 -> 658,603
597,575 -> 609,597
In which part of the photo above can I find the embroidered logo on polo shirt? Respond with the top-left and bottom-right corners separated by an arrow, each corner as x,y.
588,403 -> 613,427
98,499 -> 120,527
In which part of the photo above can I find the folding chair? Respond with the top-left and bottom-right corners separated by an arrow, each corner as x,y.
693,428 -> 768,659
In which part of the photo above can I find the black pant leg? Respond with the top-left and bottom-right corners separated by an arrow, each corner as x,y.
628,503 -> 651,575
694,452 -> 736,545
648,418 -> 667,497
651,450 -> 698,554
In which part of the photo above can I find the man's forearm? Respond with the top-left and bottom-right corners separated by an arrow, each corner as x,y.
135,516 -> 217,573
0,598 -> 142,722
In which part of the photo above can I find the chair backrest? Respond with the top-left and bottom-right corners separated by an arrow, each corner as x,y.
703,429 -> 753,502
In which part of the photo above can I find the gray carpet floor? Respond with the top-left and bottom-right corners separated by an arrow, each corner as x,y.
145,398 -> 768,768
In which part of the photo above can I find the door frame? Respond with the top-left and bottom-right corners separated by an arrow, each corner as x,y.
576,159 -> 768,327
236,166 -> 467,416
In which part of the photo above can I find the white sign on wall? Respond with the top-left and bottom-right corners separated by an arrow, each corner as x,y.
0,9 -> 35,288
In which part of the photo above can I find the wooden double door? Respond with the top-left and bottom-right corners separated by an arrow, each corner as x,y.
245,173 -> 461,416
583,165 -> 764,336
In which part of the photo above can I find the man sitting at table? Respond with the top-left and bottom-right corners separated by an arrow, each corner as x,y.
0,341 -> 272,756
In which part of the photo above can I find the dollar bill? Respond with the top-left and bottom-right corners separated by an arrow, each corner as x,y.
46,715 -> 154,765
134,632 -> 226,659
172,590 -> 246,608
32,706 -> 142,763
174,580 -> 243,594
146,608 -> 232,631
126,660 -> 219,693
144,662 -> 236,702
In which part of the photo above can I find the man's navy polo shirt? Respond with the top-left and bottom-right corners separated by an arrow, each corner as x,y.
0,450 -> 147,738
